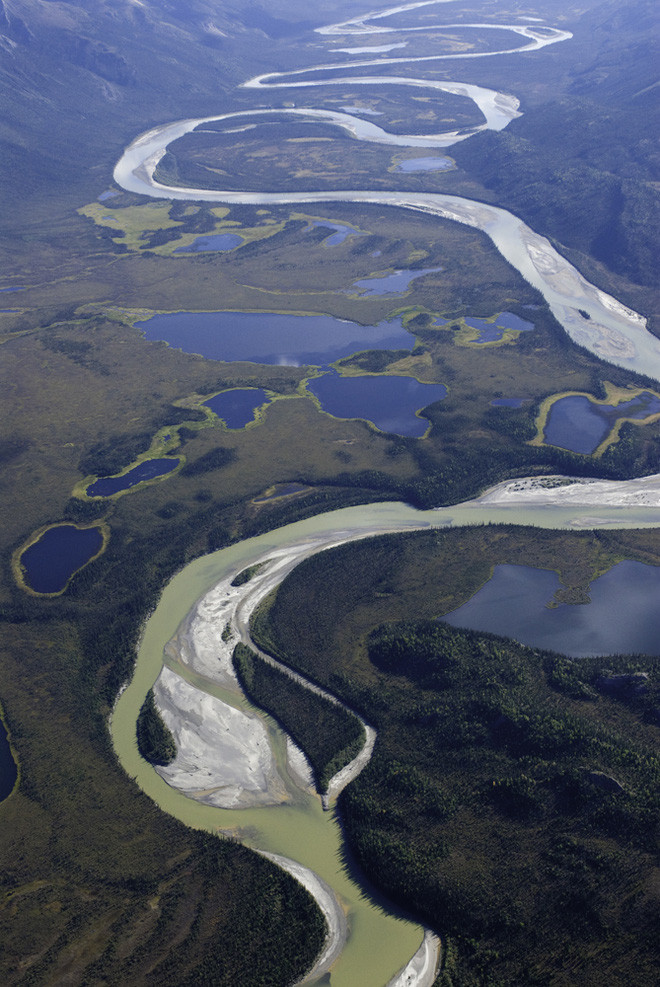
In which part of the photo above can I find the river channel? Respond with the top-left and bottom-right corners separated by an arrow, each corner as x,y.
110,3 -> 659,983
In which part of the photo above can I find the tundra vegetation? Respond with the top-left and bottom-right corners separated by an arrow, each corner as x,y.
0,0 -> 657,982
252,524 -> 660,985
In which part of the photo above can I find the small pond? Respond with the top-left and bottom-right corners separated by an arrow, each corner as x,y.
346,267 -> 442,296
441,561 -> 660,657
544,391 -> 660,455
464,312 -> 534,343
174,233 -> 243,253
20,525 -> 104,595
306,221 -> 364,246
0,286 -> 25,293
395,157 -> 453,172
253,483 -> 307,503
136,311 -> 414,366
307,370 -> 447,437
204,388 -> 270,428
0,717 -> 17,803
87,458 -> 180,497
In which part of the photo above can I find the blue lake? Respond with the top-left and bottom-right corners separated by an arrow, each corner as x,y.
306,221 -> 364,246
396,157 -> 453,172
204,388 -> 270,428
307,371 -> 447,437
464,312 -> 534,343
87,458 -> 180,497
544,391 -> 660,455
441,561 -> 660,657
0,717 -> 17,804
346,267 -> 443,296
174,233 -> 243,253
21,525 -> 104,594
136,311 -> 414,366
98,189 -> 119,201
0,286 -> 25,293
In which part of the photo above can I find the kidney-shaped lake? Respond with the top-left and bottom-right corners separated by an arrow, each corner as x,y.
20,524 -> 105,595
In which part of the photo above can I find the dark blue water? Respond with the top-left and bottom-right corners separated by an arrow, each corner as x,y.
87,458 -> 180,497
464,312 -> 534,343
307,222 -> 364,246
544,392 -> 660,455
396,157 -> 453,172
441,561 -> 660,657
0,717 -> 17,803
137,311 -> 414,366
307,371 -> 447,437
21,525 -> 104,594
0,286 -> 25,293
346,268 -> 442,296
174,233 -> 243,253
204,388 -> 269,428
98,190 -> 118,201
491,398 -> 525,408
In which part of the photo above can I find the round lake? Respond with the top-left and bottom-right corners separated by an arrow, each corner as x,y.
136,311 -> 414,366
307,371 -> 447,436
87,458 -> 180,497
20,525 -> 104,594
442,560 -> 660,657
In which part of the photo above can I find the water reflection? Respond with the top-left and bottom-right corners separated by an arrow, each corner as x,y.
137,311 -> 414,366
442,561 -> 660,657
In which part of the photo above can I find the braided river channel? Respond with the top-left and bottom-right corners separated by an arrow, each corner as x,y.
111,3 -> 660,983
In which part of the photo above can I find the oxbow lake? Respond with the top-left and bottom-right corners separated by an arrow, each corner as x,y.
441,561 -> 660,657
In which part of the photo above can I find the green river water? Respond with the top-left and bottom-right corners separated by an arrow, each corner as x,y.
111,499 -> 660,984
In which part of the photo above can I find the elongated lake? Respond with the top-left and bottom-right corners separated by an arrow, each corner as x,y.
442,560 -> 660,656
136,311 -> 413,366
87,458 -> 180,497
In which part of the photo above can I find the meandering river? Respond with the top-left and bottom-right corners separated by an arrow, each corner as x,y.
111,3 -> 660,983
